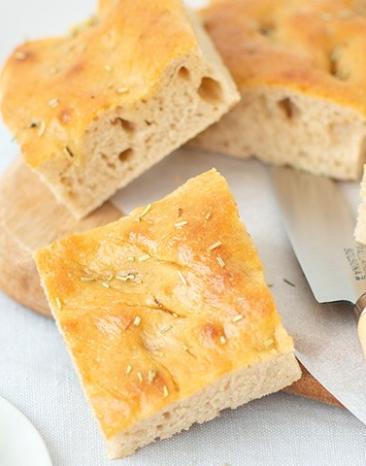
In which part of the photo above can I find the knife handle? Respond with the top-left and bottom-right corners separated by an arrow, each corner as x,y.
355,294 -> 366,359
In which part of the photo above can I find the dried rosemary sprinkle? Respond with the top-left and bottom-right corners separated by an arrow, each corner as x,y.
55,297 -> 62,310
205,211 -> 212,221
137,371 -> 143,383
80,276 -> 95,282
48,98 -> 60,108
219,335 -> 227,345
101,281 -> 110,289
216,256 -> 225,268
175,220 -> 188,229
232,315 -> 243,323
283,278 -> 295,288
138,254 -> 150,262
64,146 -> 74,158
160,325 -> 172,335
133,315 -> 142,327
264,338 -> 273,348
15,51 -> 27,61
116,86 -> 129,94
208,241 -> 222,252
178,271 -> 187,286
127,256 -> 135,262
147,369 -> 157,383
163,385 -> 169,398
86,15 -> 98,26
126,364 -> 133,375
104,271 -> 114,281
38,120 -> 46,137
138,204 -> 152,221
116,272 -> 141,282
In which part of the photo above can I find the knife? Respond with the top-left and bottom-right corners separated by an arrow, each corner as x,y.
271,166 -> 366,358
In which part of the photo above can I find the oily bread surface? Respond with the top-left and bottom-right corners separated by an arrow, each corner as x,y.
35,170 -> 296,441
192,0 -> 366,180
1,0 -> 239,218
0,160 -> 336,409
0,0 -> 198,169
202,0 -> 366,114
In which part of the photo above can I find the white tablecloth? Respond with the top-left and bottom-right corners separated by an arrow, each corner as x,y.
1,1 -> 366,465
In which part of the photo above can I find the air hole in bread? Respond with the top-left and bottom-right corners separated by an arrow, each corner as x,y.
60,176 -> 72,188
198,77 -> 223,105
329,48 -> 349,81
163,412 -> 171,420
101,153 -> 116,169
178,66 -> 190,80
112,117 -> 136,133
278,97 -> 299,120
259,23 -> 275,37
119,148 -> 134,162
67,190 -> 76,200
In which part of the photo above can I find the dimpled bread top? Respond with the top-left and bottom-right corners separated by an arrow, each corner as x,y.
35,170 -> 293,439
0,0 -> 198,168
202,0 -> 366,115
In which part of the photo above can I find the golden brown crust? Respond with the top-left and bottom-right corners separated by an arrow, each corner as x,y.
35,170 -> 294,439
202,0 -> 366,115
0,0 -> 198,168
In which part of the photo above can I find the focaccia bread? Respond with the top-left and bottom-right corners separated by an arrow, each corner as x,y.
0,0 -> 239,219
35,169 -> 301,459
193,0 -> 366,180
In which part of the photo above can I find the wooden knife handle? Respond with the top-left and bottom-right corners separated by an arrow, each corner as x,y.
357,309 -> 366,359
355,293 -> 366,358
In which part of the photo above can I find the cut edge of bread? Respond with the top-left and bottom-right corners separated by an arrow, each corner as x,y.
106,351 -> 301,459
37,253 -> 300,460
192,86 -> 366,180
35,8 -> 240,219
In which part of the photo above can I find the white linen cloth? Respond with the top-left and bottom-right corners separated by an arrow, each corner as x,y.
1,1 -> 366,465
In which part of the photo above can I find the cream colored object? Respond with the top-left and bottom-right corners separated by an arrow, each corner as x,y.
0,0 -> 239,219
193,0 -> 366,180
355,167 -> 366,244
35,169 -> 300,458
357,308 -> 366,359
194,87 -> 366,180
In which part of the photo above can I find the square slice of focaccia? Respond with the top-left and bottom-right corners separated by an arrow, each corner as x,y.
194,0 -> 366,181
0,0 -> 239,218
35,169 -> 300,459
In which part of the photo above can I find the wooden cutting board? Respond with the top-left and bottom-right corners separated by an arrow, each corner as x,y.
0,160 -> 341,407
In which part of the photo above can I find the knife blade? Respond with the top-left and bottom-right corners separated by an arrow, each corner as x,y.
271,166 -> 366,357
